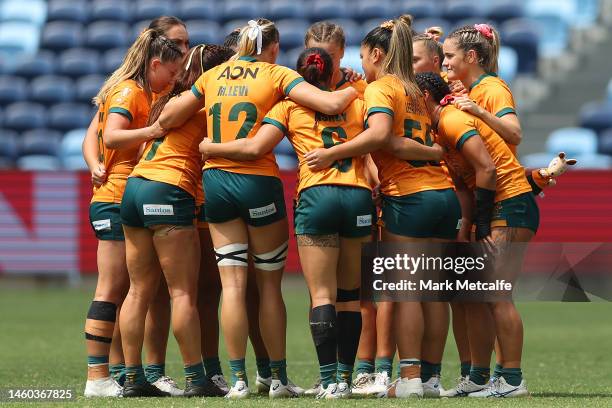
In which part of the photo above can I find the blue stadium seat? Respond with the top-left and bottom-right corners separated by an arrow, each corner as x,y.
0,129 -> 19,160
63,155 -> 89,170
41,21 -> 84,51
275,153 -> 298,170
103,48 -> 127,75
29,75 -> 75,105
133,0 -> 175,22
442,1 -> 484,23
354,0 -> 395,23
131,20 -> 152,41
268,1 -> 308,20
46,0 -> 89,24
222,0 -> 261,23
90,0 -> 132,23
498,46 -> 518,83
520,152 -> 553,169
340,46 -> 363,74
283,47 -> 302,69
330,19 -> 361,47
607,78 -> 612,103
529,13 -> 568,58
76,75 -> 105,104
20,129 -> 62,156
412,18 -> 452,37
0,157 -> 14,169
501,18 -> 539,73
526,0 -> 575,24
486,1 -> 525,24
12,51 -> 56,79
61,128 -> 86,156
185,20 -> 222,45
310,0 -> 351,21
598,128 -> 612,156
178,0 -> 220,22
86,21 -> 130,50
0,0 -> 47,26
0,107 -> 2,127
17,154 -> 62,171
573,153 -> 612,169
4,102 -> 47,131
572,0 -> 599,28
273,137 -> 294,155
397,0 -> 440,19
58,48 -> 101,78
48,103 -> 92,132
579,102 -> 612,135
546,127 -> 598,156
0,22 -> 40,55
276,19 -> 310,51
0,76 -> 28,106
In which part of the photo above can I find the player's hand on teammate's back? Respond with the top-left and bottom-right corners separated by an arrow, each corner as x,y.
449,80 -> 467,96
304,148 -> 335,171
199,137 -> 212,160
453,96 -> 484,116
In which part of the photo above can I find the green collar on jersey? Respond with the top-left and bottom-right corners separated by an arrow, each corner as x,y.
469,72 -> 498,91
238,56 -> 258,62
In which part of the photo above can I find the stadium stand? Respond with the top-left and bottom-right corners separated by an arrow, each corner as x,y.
0,0 -> 609,170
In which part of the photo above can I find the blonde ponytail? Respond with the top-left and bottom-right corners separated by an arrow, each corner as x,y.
94,29 -> 183,105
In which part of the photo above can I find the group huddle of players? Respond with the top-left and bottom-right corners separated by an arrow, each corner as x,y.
81,13 -> 574,400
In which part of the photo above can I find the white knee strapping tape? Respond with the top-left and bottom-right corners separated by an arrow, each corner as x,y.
214,242 -> 248,267
252,241 -> 288,271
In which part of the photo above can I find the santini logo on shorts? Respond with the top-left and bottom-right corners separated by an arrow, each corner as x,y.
249,203 -> 277,219
356,214 -> 372,227
143,204 -> 174,216
92,219 -> 111,231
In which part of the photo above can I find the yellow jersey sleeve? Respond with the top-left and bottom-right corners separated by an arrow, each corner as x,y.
438,108 -> 479,152
262,99 -> 291,134
364,81 -> 394,120
268,65 -> 305,97
191,70 -> 210,99
107,82 -> 146,123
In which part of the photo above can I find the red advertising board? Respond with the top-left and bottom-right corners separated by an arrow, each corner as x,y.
0,170 -> 611,275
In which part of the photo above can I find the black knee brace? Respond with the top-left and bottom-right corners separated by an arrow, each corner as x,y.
87,301 -> 117,322
337,288 -> 360,303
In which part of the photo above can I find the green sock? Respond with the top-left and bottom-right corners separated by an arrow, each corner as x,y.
109,363 -> 126,385
460,361 -> 471,378
375,357 -> 393,376
203,357 -> 223,378
229,358 -> 248,385
355,359 -> 374,375
125,365 -> 147,385
87,355 -> 108,369
270,359 -> 288,386
492,363 -> 503,381
421,360 -> 441,382
337,362 -> 353,384
184,362 -> 206,386
502,367 -> 522,386
256,357 -> 271,378
469,366 -> 490,385
144,363 -> 165,383
319,362 -> 337,388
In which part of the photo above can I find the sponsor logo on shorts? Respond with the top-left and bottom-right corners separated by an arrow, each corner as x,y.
92,219 -> 111,231
143,204 -> 174,216
356,214 -> 372,227
249,203 -> 277,219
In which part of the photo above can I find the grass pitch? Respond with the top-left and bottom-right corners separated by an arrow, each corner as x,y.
0,276 -> 611,407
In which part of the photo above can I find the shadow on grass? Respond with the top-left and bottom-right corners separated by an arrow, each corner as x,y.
532,392 -> 612,398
